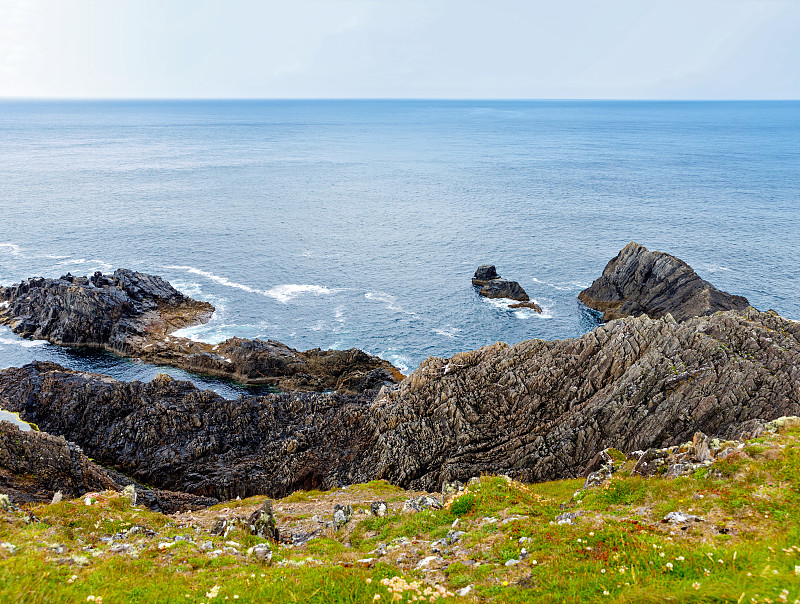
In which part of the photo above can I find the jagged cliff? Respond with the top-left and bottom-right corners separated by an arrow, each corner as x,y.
2,309 -> 797,500
0,269 -> 401,394
579,242 -> 751,321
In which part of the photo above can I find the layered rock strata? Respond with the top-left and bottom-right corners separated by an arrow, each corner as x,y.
578,242 -> 751,322
2,308 -> 797,500
0,269 -> 401,394
0,421 -> 217,513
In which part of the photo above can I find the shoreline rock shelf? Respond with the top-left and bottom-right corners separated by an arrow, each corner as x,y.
0,269 -> 402,394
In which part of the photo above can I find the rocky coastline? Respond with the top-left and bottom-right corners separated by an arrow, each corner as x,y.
1,244 -> 798,511
0,269 -> 402,394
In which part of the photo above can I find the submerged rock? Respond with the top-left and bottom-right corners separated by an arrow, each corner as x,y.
578,242 -> 750,322
0,269 -> 401,394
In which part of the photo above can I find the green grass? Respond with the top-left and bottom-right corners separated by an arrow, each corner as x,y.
2,429 -> 800,602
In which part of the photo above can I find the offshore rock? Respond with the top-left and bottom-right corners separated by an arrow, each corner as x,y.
478,279 -> 530,302
1,309 -> 798,498
0,269 -> 401,394
0,421 -> 217,513
578,242 -> 750,322
472,265 -> 500,286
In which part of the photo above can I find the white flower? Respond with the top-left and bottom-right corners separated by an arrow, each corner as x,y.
205,585 -> 220,599
665,563 -> 673,570
692,582 -> 701,590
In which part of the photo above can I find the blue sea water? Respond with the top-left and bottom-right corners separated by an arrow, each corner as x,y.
1,100 -> 799,397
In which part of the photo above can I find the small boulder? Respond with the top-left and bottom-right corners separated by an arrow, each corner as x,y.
472,265 -> 500,286
249,542 -> 273,564
248,501 -> 278,541
370,501 -> 388,517
693,432 -> 714,463
403,495 -> 443,513
508,301 -> 542,313
333,503 -> 352,529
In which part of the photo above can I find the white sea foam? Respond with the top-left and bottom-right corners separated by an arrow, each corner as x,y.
166,265 -> 335,304
382,352 -> 412,375
365,291 -> 417,316
308,320 -> 326,332
0,337 -> 46,348
165,265 -> 264,295
483,297 -> 552,319
532,277 -> 585,291
0,243 -> 23,257
433,327 -> 462,339
265,284 -> 334,304
334,305 -> 346,324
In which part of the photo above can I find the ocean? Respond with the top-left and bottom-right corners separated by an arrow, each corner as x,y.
1,100 -> 798,398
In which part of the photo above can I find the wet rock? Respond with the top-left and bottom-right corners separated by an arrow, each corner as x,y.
479,279 -> 529,302
508,301 -> 543,313
2,302 -> 799,498
579,242 -> 750,322
472,265 -> 500,286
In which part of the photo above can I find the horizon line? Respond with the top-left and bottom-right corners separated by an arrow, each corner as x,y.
1,96 -> 798,103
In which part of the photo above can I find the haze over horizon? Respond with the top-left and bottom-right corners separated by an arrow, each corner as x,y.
1,0 -> 799,100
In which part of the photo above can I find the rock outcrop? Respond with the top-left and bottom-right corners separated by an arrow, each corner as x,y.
471,265 -> 500,286
578,242 -> 750,322
0,421 -> 218,513
2,308 -> 797,499
471,265 -> 535,305
0,269 -> 401,394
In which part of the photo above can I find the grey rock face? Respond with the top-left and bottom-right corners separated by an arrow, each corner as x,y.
478,279 -> 530,302
0,270 -> 401,394
578,242 -> 750,322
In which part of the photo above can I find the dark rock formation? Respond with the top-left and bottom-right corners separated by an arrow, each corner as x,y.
0,421 -> 217,513
472,265 -> 500,286
0,269 -> 401,394
2,309 -> 797,499
478,279 -> 530,302
578,242 -> 750,322
0,363 -> 375,501
472,265 -> 535,306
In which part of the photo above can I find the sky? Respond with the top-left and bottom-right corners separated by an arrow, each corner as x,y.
0,0 -> 798,99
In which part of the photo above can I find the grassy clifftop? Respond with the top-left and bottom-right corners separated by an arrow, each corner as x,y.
1,425 -> 799,603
